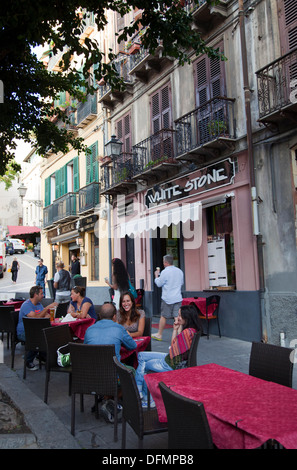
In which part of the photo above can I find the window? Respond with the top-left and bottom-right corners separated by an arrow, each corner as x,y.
86,142 -> 99,184
116,113 -> 131,153
206,201 -> 236,288
151,83 -> 172,134
90,232 -> 99,280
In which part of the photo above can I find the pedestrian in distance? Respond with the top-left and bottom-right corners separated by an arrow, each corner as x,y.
10,256 -> 20,283
35,258 -> 48,296
54,261 -> 71,303
152,254 -> 184,341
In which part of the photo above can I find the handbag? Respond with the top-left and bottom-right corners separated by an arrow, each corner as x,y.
57,344 -> 71,367
128,279 -> 137,299
8,268 -> 11,272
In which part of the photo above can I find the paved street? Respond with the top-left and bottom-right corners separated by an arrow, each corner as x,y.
0,251 -> 38,295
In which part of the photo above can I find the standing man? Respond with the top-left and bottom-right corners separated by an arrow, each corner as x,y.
70,254 -> 80,278
152,254 -> 184,341
54,261 -> 71,302
35,258 -> 48,296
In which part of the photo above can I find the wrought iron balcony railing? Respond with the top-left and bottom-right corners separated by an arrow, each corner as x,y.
174,97 -> 235,158
76,93 -> 97,126
53,192 -> 77,223
256,47 -> 297,120
78,182 -> 100,214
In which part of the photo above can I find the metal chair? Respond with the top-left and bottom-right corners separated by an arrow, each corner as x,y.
55,301 -> 70,318
113,356 -> 168,449
22,317 -> 51,379
143,316 -> 151,351
249,341 -> 294,388
43,325 -> 73,404
69,343 -> 119,442
93,305 -> 102,321
41,298 -> 54,308
0,306 -> 15,348
159,381 -> 213,449
198,295 -> 221,339
187,330 -> 202,367
0,307 -> 22,368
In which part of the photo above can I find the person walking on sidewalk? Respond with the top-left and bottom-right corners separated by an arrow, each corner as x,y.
10,257 -> 20,283
152,254 -> 184,341
35,258 -> 48,296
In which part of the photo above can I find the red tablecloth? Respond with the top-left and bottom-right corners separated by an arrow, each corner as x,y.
182,297 -> 216,316
120,336 -> 151,367
51,317 -> 95,340
145,363 -> 297,449
3,300 -> 25,310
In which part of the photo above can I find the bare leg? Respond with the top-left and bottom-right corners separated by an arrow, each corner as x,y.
152,316 -> 167,340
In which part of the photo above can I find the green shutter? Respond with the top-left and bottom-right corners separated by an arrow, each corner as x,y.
55,169 -> 61,199
86,148 -> 92,184
73,156 -> 79,192
92,141 -> 99,182
44,177 -> 51,207
60,164 -> 67,196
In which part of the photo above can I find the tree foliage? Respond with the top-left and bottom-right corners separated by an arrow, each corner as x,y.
0,0 -> 222,176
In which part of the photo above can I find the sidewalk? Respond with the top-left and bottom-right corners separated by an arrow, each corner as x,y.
0,318 -> 295,449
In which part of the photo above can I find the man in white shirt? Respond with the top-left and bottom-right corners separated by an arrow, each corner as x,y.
152,254 -> 184,341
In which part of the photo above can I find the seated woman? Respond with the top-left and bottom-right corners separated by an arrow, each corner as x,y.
117,291 -> 145,338
135,304 -> 202,408
68,286 -> 97,320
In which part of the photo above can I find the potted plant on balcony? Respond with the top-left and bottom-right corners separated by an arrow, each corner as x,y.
207,120 -> 227,137
99,155 -> 112,166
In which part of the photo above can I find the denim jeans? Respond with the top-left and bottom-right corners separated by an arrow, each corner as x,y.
135,351 -> 173,398
17,332 -> 38,365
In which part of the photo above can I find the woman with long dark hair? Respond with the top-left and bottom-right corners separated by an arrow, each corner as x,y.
68,285 -> 97,320
135,304 -> 202,408
117,291 -> 145,337
105,258 -> 130,309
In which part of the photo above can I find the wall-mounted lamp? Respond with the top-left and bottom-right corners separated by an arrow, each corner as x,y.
52,244 -> 59,252
76,237 -> 84,246
105,135 -> 123,159
17,182 -> 43,206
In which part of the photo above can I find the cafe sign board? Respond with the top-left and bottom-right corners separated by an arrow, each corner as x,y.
144,158 -> 235,208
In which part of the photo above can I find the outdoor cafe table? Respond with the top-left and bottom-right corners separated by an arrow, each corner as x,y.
51,317 -> 95,341
144,363 -> 297,449
182,297 -> 216,316
121,336 -> 151,367
3,300 -> 25,310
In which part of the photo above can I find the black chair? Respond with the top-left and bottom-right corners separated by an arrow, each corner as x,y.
15,292 -> 30,300
41,298 -> 54,308
55,301 -> 70,318
198,295 -> 221,339
93,305 -> 102,321
143,317 -> 151,351
187,331 -> 202,367
22,317 -> 51,379
69,343 -> 119,442
70,276 -> 87,289
0,306 -> 15,348
113,356 -> 168,449
159,381 -> 213,449
43,325 -> 73,404
249,341 -> 294,388
47,279 -> 56,300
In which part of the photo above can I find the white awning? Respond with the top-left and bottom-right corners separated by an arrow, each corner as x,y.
120,201 -> 202,238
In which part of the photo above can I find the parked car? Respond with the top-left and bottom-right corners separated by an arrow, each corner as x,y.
34,242 -> 40,257
5,242 -> 15,256
0,241 -> 7,278
6,238 -> 25,254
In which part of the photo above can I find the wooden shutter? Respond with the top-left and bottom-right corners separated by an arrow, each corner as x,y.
195,42 -> 225,106
116,113 -> 131,153
73,156 -> 79,192
151,84 -> 172,134
60,165 -> 67,196
278,0 -> 297,54
86,142 -> 98,183
55,169 -> 61,199
44,177 -> 51,207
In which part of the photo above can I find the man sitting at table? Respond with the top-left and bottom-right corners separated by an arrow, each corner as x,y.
16,285 -> 58,371
84,302 -> 137,362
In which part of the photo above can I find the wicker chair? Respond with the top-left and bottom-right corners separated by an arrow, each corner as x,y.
159,381 -> 213,449
113,356 -> 168,449
93,305 -> 102,321
43,325 -> 73,404
69,343 -> 119,441
197,295 -> 221,339
0,307 -> 21,368
249,341 -> 294,388
22,317 -> 51,379
187,330 -> 202,367
0,306 -> 14,348
40,298 -> 54,308
55,301 -> 70,318
143,317 -> 151,351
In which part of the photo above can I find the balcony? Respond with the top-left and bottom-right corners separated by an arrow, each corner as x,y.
256,48 -> 297,126
98,55 -> 134,109
132,129 -> 179,181
76,93 -> 97,128
184,0 -> 229,34
129,44 -> 174,83
43,193 -> 78,227
174,97 -> 236,163
56,107 -> 78,135
100,153 -> 136,196
78,182 -> 100,214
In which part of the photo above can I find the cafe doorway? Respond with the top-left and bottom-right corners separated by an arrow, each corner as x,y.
151,224 -> 183,317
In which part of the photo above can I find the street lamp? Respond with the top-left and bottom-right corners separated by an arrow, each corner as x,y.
17,183 -> 42,206
105,134 -> 123,159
